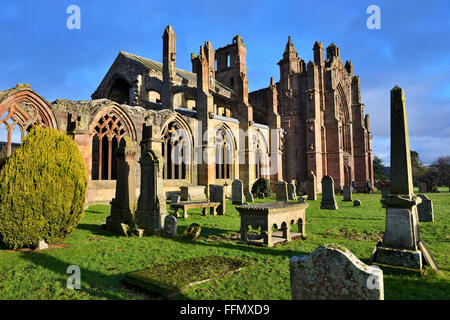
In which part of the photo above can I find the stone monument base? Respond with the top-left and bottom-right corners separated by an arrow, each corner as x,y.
135,212 -> 167,235
372,246 -> 422,270
105,217 -> 131,236
320,200 -> 338,210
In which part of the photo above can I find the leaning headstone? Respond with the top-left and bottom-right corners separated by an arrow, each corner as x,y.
287,182 -> 297,200
163,215 -> 178,238
320,176 -> 338,210
307,171 -> 317,200
372,85 -> 437,271
343,185 -> 352,201
418,182 -> 427,193
209,184 -> 226,215
274,181 -> 288,202
106,137 -> 138,235
290,245 -> 384,300
417,194 -> 434,222
232,179 -> 244,205
245,192 -> 254,203
298,197 -> 306,203
183,223 -> 201,241
353,199 -> 361,207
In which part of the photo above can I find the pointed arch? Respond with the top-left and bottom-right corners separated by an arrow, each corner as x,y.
337,82 -> 352,154
160,113 -> 193,181
253,129 -> 269,179
0,88 -> 57,159
89,103 -> 136,181
215,124 -> 236,180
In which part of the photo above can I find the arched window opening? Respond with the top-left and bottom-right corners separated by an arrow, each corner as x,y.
162,121 -> 190,180
108,78 -> 130,104
227,54 -> 231,68
0,108 -> 28,160
91,112 -> 128,180
215,128 -> 233,180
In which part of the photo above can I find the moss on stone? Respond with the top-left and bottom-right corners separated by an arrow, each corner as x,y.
123,256 -> 250,297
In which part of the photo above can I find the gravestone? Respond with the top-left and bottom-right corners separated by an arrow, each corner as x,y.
418,182 -> 427,193
290,245 -> 384,300
372,85 -> 437,271
307,172 -> 317,200
163,215 -> 178,238
171,194 -> 180,205
287,182 -> 297,201
381,184 -> 391,208
135,148 -> 167,234
106,137 -> 139,235
343,185 -> 352,201
183,223 -> 201,241
232,179 -> 244,205
417,194 -> 434,222
320,176 -> 338,210
274,181 -> 288,202
298,197 -> 306,203
245,192 -> 254,203
353,199 -> 361,207
209,184 -> 226,215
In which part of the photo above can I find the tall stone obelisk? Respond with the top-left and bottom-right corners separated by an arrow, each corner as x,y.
372,85 -> 437,271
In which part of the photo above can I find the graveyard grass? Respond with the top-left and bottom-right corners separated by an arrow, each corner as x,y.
0,188 -> 449,300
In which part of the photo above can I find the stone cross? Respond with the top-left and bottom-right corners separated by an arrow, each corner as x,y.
373,86 -> 437,271
307,171 -> 317,200
343,185 -> 352,201
209,184 -> 226,215
135,148 -> 167,234
287,181 -> 297,200
290,245 -> 384,300
232,179 -> 244,205
320,175 -> 338,209
274,181 -> 288,202
106,137 -> 138,235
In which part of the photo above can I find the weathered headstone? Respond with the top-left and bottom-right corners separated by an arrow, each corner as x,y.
135,148 -> 167,234
343,185 -> 352,201
171,194 -> 180,204
274,181 -> 288,202
183,223 -> 201,241
353,199 -> 361,207
287,181 -> 297,200
209,184 -> 226,215
418,182 -> 427,193
106,137 -> 138,235
163,215 -> 178,238
417,194 -> 434,222
298,197 -> 306,203
380,183 -> 390,209
307,171 -> 317,201
372,85 -> 437,271
245,192 -> 254,203
320,176 -> 338,210
232,179 -> 244,205
290,245 -> 384,300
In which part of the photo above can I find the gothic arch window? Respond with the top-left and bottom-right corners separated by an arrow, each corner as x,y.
0,90 -> 56,161
253,131 -> 268,179
91,112 -> 128,180
161,121 -> 191,180
215,127 -> 234,180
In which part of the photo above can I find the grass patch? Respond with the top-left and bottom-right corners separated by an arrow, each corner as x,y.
0,186 -> 448,300
123,256 -> 251,298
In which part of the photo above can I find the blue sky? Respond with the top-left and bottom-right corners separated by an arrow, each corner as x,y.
1,0 -> 449,165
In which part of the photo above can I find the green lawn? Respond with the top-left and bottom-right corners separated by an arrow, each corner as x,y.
0,187 -> 449,300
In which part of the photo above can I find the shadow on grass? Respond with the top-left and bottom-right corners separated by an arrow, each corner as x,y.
18,251 -> 189,300
384,273 -> 450,300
